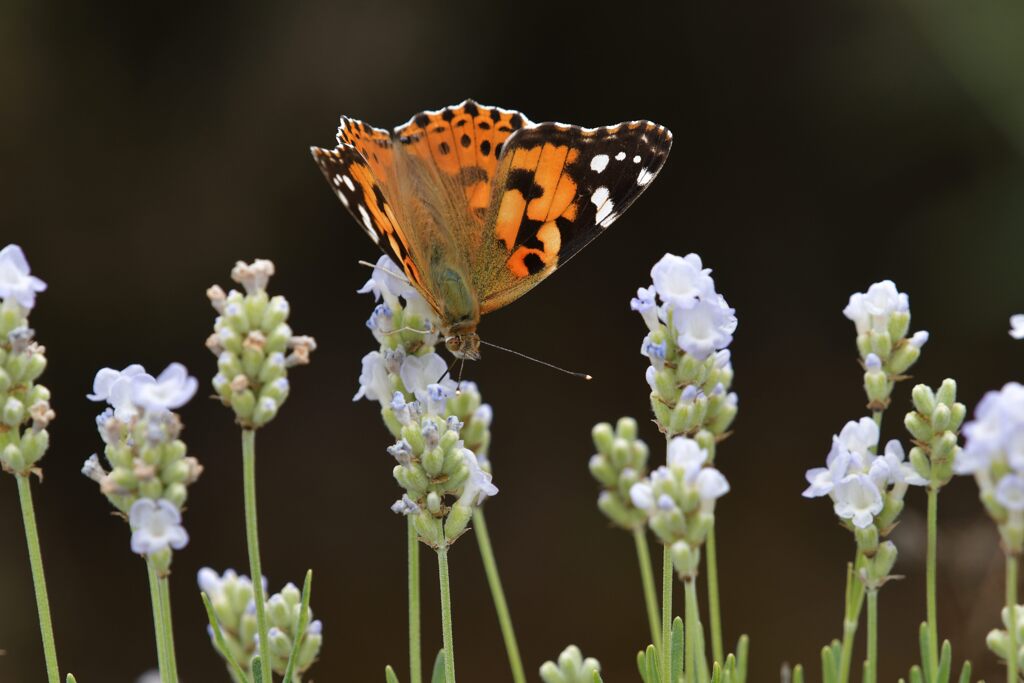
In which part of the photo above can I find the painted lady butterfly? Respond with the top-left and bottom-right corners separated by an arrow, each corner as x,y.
311,100 -> 672,360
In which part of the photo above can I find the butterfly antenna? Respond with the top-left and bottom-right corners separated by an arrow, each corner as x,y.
479,340 -> 593,380
456,357 -> 466,392
438,355 -> 459,384
357,260 -> 411,283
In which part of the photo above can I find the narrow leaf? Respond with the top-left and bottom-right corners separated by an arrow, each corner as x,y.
736,635 -> 750,683
822,646 -> 837,683
956,660 -> 971,683
671,616 -> 684,683
202,591 -> 250,683
918,623 -> 934,683
431,650 -> 446,683
910,665 -> 924,683
66,676 -> 77,683
793,664 -> 804,683
283,569 -> 314,682
936,639 -> 952,683
593,671 -> 605,683
386,665 -> 402,683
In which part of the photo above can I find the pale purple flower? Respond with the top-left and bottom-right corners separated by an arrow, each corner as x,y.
354,351 -> 390,402
1011,314 -> 1024,340
131,363 -> 198,412
673,297 -> 736,361
832,474 -> 884,529
88,364 -> 154,421
650,253 -> 715,309
129,498 -> 189,554
0,244 -> 47,310
461,449 -> 498,505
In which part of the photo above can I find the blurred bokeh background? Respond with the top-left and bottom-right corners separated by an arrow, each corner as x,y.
3,0 -> 1024,680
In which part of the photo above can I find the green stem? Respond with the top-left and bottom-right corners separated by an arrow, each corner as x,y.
16,474 -> 60,683
871,410 -> 883,439
242,429 -> 272,683
866,589 -> 878,683
437,545 -> 456,683
473,508 -> 525,683
633,527 -> 662,650
838,559 -> 866,683
146,559 -> 169,680
408,517 -> 422,683
684,578 -> 700,683
159,575 -> 179,682
661,544 -> 673,683
926,486 -> 939,675
705,524 -> 724,666
1008,554 -> 1019,683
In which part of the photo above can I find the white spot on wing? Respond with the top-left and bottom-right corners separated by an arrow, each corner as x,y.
591,186 -> 614,225
600,212 -> 619,228
358,204 -> 373,231
342,175 -> 355,191
615,151 -> 626,161
590,154 -> 609,173
335,189 -> 350,208
633,155 -> 642,164
333,173 -> 343,186
637,168 -> 654,186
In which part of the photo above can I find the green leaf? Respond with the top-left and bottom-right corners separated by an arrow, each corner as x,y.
283,569 -> 314,683
711,661 -> 723,683
937,639 -> 952,683
386,665 -> 401,683
918,623 -> 934,683
736,635 -> 750,683
593,671 -> 604,683
431,650 -> 446,683
671,617 -> 684,683
956,660 -> 971,683
821,646 -> 837,683
201,591 -> 250,683
66,676 -> 77,683
910,665 -> 924,683
793,664 -> 805,683
645,644 -> 661,683
252,656 -> 263,682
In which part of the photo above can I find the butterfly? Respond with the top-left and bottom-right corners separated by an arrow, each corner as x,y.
311,99 -> 672,360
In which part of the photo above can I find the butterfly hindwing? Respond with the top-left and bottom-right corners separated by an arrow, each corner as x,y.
476,120 -> 673,313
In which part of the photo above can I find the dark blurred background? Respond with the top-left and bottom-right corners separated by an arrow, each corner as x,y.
3,0 -> 1024,680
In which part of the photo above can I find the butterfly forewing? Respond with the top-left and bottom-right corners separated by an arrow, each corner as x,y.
474,119 -> 672,313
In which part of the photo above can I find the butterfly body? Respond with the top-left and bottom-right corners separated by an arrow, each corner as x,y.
312,100 -> 672,360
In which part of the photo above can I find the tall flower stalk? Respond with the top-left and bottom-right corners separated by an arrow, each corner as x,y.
83,361 -> 203,682
629,252 -> 739,672
207,258 -> 317,681
354,256 -> 505,683
0,245 -> 60,683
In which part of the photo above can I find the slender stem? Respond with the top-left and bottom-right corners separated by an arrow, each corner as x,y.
838,559 -> 866,683
866,589 -> 878,683
437,545 -> 456,683
684,578 -> 700,683
871,410 -> 883,440
408,517 -> 422,683
926,486 -> 939,675
633,527 -> 662,650
159,576 -> 180,682
242,429 -> 272,683
1008,554 -> 1019,683
146,559 -> 169,680
16,474 -> 60,683
473,508 -> 525,683
705,523 -> 724,665
661,544 -> 673,683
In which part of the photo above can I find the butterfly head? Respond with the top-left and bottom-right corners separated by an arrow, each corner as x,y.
445,332 -> 481,361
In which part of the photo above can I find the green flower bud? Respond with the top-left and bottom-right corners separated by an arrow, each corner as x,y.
23,353 -> 47,383
422,446 -> 444,477
864,369 -> 889,405
888,311 -> 910,341
616,416 -> 638,441
426,491 -> 442,515
444,502 -> 473,540
609,437 -> 631,470
856,333 -> 871,358
911,384 -> 936,416
251,397 -> 279,427
2,443 -> 25,472
652,396 -> 672,428
0,367 -> 10,394
949,402 -> 966,432
265,323 -> 293,354
864,541 -> 898,588
230,389 -> 256,421
268,627 -> 291,659
260,296 -> 290,333
909,447 -> 931,481
110,466 -> 138,492
149,547 -> 173,575
164,483 -> 187,508
671,540 -> 701,580
414,512 -> 443,547
986,628 -> 1010,660
597,491 -> 646,530
588,456 -> 617,488
935,378 -> 957,406
217,353 -> 243,379
931,403 -> 951,433
2,396 -> 24,427
855,525 -> 879,554
241,344 -> 265,379
138,478 -> 163,499
904,412 -> 933,442
887,343 -> 920,375
870,331 -> 893,359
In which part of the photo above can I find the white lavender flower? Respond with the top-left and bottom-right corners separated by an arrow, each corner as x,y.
0,244 -> 47,310
129,498 -> 189,554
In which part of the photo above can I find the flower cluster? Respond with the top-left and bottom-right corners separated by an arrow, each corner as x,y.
955,382 -> 1024,554
904,379 -> 965,490
633,253 -> 737,444
539,645 -> 602,683
589,417 -> 650,531
445,380 -> 494,473
843,280 -> 928,411
803,417 -> 922,585
355,256 -> 451,422
986,602 -> 1024,671
83,363 -> 201,573
200,568 -> 323,678
629,437 -> 729,579
0,245 -> 54,476
207,259 -> 316,429
388,389 -> 497,548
